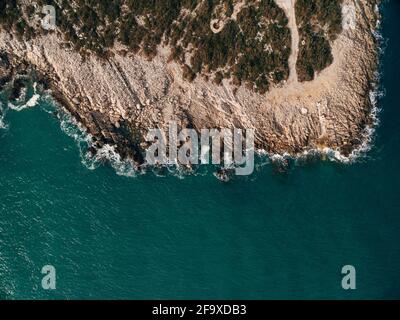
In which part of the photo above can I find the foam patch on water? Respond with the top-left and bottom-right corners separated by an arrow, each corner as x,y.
0,101 -> 7,130
82,144 -> 141,178
8,82 -> 40,112
51,97 -> 212,179
53,104 -> 141,178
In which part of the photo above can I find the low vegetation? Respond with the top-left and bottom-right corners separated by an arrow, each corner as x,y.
0,0 -> 292,94
295,0 -> 343,81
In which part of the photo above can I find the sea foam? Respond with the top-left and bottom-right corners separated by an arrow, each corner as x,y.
0,101 -> 7,130
54,103 -> 141,178
8,82 -> 41,112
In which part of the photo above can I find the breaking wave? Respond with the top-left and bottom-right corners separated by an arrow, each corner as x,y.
82,144 -> 141,178
48,96 -> 209,179
52,103 -> 140,178
332,4 -> 385,163
0,101 -> 7,130
8,82 -> 41,112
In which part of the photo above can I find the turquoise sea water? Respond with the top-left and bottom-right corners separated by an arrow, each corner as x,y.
0,2 -> 399,300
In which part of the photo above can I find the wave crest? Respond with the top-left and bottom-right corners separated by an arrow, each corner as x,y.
0,101 -> 7,130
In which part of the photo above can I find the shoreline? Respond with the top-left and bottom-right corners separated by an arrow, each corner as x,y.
0,0 -> 382,172
266,1 -> 384,165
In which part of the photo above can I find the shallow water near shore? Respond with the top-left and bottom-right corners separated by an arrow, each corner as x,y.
1,2 -> 400,299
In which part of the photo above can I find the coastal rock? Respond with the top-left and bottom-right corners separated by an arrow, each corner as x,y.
0,0 -> 381,163
9,78 -> 27,101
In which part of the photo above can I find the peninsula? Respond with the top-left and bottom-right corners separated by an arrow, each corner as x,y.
0,0 -> 381,165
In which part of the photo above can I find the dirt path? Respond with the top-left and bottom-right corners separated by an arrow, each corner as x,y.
275,0 -> 299,84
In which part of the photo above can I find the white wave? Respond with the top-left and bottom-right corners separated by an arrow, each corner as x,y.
55,107 -> 142,177
0,116 -> 6,130
8,82 -> 40,112
25,93 -> 40,107
57,106 -> 209,179
8,94 -> 40,111
0,102 -> 7,130
59,111 -> 91,144
0,116 -> 5,129
82,144 -> 140,178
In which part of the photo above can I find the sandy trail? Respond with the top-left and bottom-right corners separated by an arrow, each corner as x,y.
275,0 -> 299,84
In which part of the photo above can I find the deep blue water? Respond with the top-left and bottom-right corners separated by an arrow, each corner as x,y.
0,2 -> 399,300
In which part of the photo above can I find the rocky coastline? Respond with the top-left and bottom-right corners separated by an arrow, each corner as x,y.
0,0 -> 381,167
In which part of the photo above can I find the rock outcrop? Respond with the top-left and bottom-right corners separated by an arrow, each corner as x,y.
0,0 -> 381,164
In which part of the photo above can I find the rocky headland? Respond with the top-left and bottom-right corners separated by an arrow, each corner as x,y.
0,0 -> 381,166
